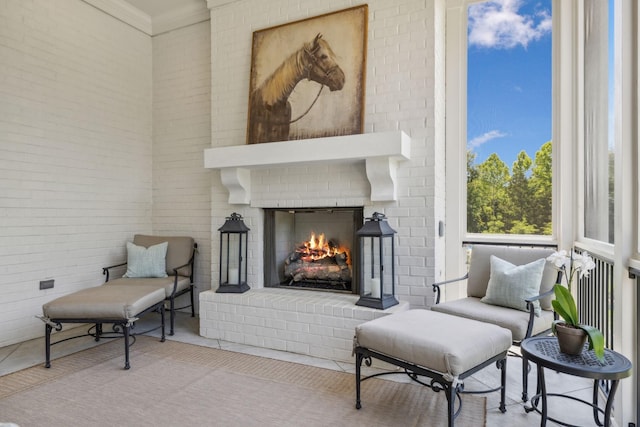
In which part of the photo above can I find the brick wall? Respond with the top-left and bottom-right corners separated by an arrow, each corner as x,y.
208,0 -> 445,307
0,0 -> 152,346
152,21 -> 212,312
0,0 -> 445,348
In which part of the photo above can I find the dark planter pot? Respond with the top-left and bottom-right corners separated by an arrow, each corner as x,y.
555,323 -> 587,355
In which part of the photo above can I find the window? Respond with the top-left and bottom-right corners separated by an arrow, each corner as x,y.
582,0 -> 615,244
466,0 -> 552,235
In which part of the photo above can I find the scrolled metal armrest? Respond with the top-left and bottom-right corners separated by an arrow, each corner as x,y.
523,286 -> 559,339
432,273 -> 469,304
102,262 -> 127,282
170,257 -> 196,296
171,260 -> 192,278
524,286 -> 555,304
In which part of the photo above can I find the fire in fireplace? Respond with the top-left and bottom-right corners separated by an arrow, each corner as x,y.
263,207 -> 363,293
284,231 -> 351,288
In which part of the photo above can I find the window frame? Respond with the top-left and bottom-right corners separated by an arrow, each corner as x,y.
445,0 -> 561,248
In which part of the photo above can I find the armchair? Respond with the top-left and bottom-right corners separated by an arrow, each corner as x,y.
431,244 -> 561,402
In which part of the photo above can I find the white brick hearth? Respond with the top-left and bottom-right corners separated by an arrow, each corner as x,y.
200,288 -> 409,362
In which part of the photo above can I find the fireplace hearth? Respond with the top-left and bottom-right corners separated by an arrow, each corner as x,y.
264,207 -> 363,293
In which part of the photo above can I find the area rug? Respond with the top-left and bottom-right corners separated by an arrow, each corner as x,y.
0,337 -> 486,426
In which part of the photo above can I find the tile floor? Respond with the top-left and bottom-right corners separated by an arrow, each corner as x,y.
0,312 -> 604,426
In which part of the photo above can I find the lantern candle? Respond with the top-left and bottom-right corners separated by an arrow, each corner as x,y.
228,269 -> 239,285
370,278 -> 381,298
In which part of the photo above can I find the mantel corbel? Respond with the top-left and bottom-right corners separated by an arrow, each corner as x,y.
219,168 -> 251,205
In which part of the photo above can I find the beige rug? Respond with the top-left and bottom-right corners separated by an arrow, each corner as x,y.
0,337 -> 485,426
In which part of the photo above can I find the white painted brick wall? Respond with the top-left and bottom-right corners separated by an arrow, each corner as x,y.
207,0 -> 444,306
0,0 -> 446,356
0,0 -> 152,347
152,21 -> 212,312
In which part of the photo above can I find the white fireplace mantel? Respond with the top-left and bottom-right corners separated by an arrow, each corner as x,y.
203,131 -> 411,204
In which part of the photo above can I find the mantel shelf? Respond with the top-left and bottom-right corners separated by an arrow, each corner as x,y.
204,131 -> 411,204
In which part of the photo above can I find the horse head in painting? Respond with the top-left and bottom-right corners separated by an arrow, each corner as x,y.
248,33 -> 346,144
302,33 -> 346,92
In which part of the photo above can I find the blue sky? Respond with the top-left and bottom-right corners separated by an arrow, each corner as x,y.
467,0 -> 552,168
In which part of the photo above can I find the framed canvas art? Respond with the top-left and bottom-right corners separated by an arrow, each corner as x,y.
246,5 -> 368,144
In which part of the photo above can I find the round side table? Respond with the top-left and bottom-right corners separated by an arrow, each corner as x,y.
521,336 -> 632,427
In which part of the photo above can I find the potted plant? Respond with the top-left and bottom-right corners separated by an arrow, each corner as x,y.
546,250 -> 605,361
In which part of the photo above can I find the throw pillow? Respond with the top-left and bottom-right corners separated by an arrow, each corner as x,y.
481,255 -> 546,316
123,241 -> 168,278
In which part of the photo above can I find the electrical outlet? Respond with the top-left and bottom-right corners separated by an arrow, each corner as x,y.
39,279 -> 54,290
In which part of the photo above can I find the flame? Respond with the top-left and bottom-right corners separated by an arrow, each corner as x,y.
296,232 -> 350,264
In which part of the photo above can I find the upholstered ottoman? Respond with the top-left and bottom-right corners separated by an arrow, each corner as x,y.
41,285 -> 166,369
354,309 -> 512,426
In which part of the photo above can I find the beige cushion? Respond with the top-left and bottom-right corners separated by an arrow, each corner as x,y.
466,245 -> 558,310
355,309 -> 512,377
133,235 -> 194,277
431,297 -> 555,341
42,285 -> 165,320
105,276 -> 192,298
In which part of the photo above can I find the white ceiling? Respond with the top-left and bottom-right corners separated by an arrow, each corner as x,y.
124,0 -> 206,19
93,0 -> 211,35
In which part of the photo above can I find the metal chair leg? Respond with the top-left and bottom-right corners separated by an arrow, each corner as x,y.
522,355 -> 529,402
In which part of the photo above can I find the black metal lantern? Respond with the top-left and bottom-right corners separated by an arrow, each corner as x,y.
355,212 -> 398,309
217,213 -> 250,293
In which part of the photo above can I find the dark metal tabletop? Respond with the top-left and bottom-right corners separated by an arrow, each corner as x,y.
521,336 -> 632,381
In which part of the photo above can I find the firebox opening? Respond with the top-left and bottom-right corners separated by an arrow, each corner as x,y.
263,207 -> 363,294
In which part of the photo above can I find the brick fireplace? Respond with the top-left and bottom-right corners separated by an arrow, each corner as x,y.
199,132 -> 411,362
197,0 -> 447,364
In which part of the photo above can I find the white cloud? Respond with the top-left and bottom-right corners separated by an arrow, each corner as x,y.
468,0 -> 551,49
468,130 -> 508,149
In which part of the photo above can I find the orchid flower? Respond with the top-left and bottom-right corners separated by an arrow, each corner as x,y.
546,249 -> 596,293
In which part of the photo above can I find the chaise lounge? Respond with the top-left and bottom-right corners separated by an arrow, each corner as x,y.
40,234 -> 196,369
41,284 -> 166,369
102,234 -> 197,336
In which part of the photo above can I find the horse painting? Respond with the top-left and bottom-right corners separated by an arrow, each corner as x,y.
247,33 -> 346,144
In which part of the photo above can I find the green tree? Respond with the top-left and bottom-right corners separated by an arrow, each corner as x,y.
469,153 -> 510,233
509,219 -> 538,234
608,151 -> 615,243
507,151 -> 534,233
467,142 -> 552,235
466,151 -> 482,232
529,141 -> 552,234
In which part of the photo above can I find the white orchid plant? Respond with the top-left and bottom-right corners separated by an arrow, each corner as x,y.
546,249 -> 604,361
546,249 -> 596,293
